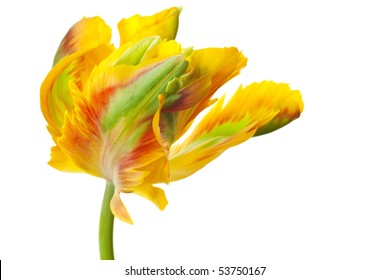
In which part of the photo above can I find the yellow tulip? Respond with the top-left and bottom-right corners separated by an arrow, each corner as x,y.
40,7 -> 303,259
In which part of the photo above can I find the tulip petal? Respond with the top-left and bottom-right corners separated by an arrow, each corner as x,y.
110,191 -> 133,224
132,185 -> 168,211
159,47 -> 247,146
41,45 -> 113,142
110,184 -> 167,224
41,16 -> 113,142
48,146 -> 83,172
57,54 -> 189,185
99,55 -> 188,132
138,156 -> 170,187
118,7 -> 181,46
188,47 -> 247,94
169,81 -> 302,181
57,89 -> 103,177
53,16 -> 112,66
143,40 -> 185,62
253,83 -> 304,136
164,75 -> 212,112
114,37 -> 161,66
89,36 -> 161,74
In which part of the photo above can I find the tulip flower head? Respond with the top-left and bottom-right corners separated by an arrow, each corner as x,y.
40,7 -> 303,259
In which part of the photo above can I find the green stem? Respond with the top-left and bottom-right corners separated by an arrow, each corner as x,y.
99,182 -> 115,260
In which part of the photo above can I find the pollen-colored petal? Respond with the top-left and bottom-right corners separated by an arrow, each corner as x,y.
110,191 -> 133,224
188,47 -> 247,94
57,91 -> 103,177
253,82 -> 304,136
132,185 -> 168,211
41,16 -> 113,142
110,184 -> 167,223
53,16 -> 112,66
143,40 -> 185,61
139,157 -> 170,186
89,36 -> 161,75
169,81 -> 302,181
98,55 -> 188,131
164,75 -> 212,112
118,7 -> 181,46
158,47 -> 247,147
168,95 -> 261,181
48,146 -> 83,172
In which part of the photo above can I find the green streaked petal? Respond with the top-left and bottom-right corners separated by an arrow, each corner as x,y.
252,83 -> 303,136
41,44 -> 113,140
155,47 -> 248,148
197,115 -> 251,142
169,81 -> 299,181
101,55 -> 189,132
115,36 -> 161,66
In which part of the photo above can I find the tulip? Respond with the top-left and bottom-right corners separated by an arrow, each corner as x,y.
40,7 -> 303,260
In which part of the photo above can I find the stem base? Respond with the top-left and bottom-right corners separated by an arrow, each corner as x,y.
99,182 -> 115,260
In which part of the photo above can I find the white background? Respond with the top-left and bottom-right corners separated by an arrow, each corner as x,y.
1,0 -> 389,279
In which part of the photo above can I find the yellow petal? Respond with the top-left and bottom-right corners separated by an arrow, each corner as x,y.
110,191 -> 133,224
168,96 -> 259,181
41,45 -> 112,141
110,185 -> 167,224
169,81 -> 302,181
41,16 -> 113,143
56,84 -> 104,177
53,16 -> 112,65
253,82 -> 304,135
159,47 -> 247,147
132,185 -> 168,211
143,40 -> 184,61
48,146 -> 83,172
118,7 -> 181,46
188,47 -> 247,94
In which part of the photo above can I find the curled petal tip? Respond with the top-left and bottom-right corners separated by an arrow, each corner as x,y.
133,185 -> 168,211
118,7 -> 181,46
53,16 -> 111,65
252,81 -> 304,136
